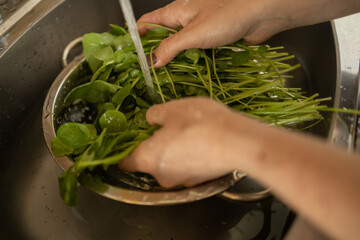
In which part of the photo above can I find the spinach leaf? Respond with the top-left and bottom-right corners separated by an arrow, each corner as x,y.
58,166 -> 78,206
112,33 -> 133,51
82,32 -> 114,72
65,80 -> 120,104
111,83 -> 132,107
185,48 -> 200,64
78,172 -> 109,193
51,137 -> 73,156
56,122 -> 96,149
134,109 -> 149,129
232,50 -> 250,66
99,110 -> 128,132
108,24 -> 126,36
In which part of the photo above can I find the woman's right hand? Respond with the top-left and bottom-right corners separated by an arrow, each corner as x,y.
138,0 -> 291,68
138,0 -> 360,68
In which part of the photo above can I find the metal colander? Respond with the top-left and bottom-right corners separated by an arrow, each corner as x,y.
42,37 -> 271,205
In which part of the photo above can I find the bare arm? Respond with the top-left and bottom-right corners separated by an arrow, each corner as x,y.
138,0 -> 360,67
119,98 -> 360,240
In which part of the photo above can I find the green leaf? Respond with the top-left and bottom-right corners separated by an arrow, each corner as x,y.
112,33 -> 133,51
134,109 -> 149,129
97,64 -> 113,81
135,96 -> 151,108
82,32 -> 115,72
184,85 -> 197,96
65,80 -> 120,104
95,102 -> 115,125
99,110 -> 128,132
111,83 -> 132,107
185,48 -> 200,64
143,27 -> 169,38
93,46 -> 114,61
232,50 -> 250,66
109,24 -> 127,36
56,122 -> 95,149
112,50 -> 138,72
78,172 -> 109,193
58,166 -> 78,206
51,137 -> 73,156
258,45 -> 269,53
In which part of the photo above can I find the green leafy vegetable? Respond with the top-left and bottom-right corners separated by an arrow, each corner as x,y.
53,23 -> 333,206
56,122 -> 96,149
99,110 -> 128,132
65,80 -> 120,104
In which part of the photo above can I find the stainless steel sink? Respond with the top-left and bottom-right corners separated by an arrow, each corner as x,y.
0,0 -> 359,239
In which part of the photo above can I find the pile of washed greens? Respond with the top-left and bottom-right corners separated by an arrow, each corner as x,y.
51,24 -> 330,206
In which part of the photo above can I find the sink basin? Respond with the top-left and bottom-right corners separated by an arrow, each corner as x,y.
0,0 -> 357,239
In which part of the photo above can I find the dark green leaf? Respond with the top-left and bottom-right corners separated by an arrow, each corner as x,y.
99,110 -> 128,132
56,122 -> 95,149
143,27 -> 169,38
184,85 -> 197,96
135,96 -> 151,108
65,80 -> 120,104
258,45 -> 268,54
51,137 -> 73,156
78,172 -> 109,193
185,48 -> 200,64
58,166 -> 78,206
134,109 -> 149,129
111,83 -> 132,107
109,24 -> 127,36
232,51 -> 250,66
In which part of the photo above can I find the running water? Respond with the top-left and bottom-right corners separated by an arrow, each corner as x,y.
118,0 -> 156,100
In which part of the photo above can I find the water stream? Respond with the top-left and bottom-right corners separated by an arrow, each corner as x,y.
118,0 -> 156,99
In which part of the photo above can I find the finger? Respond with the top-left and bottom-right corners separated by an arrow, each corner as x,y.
118,135 -> 159,173
152,27 -> 206,68
118,125 -> 180,174
145,102 -> 172,126
137,5 -> 183,35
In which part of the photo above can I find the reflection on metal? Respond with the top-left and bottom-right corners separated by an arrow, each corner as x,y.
330,14 -> 360,152
0,0 -> 41,36
0,0 -> 64,57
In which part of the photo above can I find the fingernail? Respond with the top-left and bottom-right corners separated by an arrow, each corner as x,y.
147,53 -> 158,67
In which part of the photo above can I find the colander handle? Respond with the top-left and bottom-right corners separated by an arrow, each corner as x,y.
220,188 -> 272,201
61,36 -> 83,68
219,170 -> 272,201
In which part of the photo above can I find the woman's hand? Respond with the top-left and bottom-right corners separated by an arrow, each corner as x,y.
138,0 -> 360,68
138,0 -> 290,67
118,97 -> 262,188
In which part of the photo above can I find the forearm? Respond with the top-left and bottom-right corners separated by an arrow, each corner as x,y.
279,0 -> 360,28
226,112 -> 360,239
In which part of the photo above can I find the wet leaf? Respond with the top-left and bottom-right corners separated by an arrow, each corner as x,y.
56,122 -> 96,149
58,166 -> 78,206
111,83 -> 132,107
99,110 -> 128,132
232,50 -> 250,66
51,137 -> 73,156
65,80 -> 120,104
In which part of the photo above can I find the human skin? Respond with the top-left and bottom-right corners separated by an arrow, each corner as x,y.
137,0 -> 360,68
119,97 -> 360,240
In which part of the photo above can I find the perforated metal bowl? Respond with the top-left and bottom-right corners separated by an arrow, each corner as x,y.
42,38 -> 271,205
